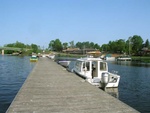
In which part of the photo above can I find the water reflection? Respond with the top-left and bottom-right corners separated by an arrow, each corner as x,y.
108,61 -> 150,113
115,61 -> 150,67
116,61 -> 132,66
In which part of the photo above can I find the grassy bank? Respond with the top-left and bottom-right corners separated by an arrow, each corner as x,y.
54,53 -> 87,62
132,56 -> 150,63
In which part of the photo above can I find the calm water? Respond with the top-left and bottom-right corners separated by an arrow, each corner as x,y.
0,55 -> 35,113
108,61 -> 150,113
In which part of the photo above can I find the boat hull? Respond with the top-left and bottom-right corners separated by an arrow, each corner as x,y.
58,61 -> 71,67
74,69 -> 120,88
30,55 -> 38,62
30,58 -> 38,62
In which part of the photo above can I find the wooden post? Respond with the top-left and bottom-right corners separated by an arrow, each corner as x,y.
2,50 -> 4,55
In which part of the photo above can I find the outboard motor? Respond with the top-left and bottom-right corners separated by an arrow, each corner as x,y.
101,73 -> 109,88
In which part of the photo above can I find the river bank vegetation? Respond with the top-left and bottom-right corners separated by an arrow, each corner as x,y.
49,35 -> 150,56
1,35 -> 150,62
2,41 -> 43,55
132,56 -> 150,63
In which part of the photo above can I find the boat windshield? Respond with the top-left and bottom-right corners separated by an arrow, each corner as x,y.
75,61 -> 82,72
83,62 -> 90,71
100,62 -> 107,71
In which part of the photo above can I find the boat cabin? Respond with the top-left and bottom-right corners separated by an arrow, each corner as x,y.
74,58 -> 108,79
74,57 -> 120,88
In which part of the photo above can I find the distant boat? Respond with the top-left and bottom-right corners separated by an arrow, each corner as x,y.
116,55 -> 132,61
42,54 -> 46,57
73,57 -> 120,88
30,55 -> 38,62
105,57 -> 116,61
48,54 -> 55,59
104,54 -> 116,61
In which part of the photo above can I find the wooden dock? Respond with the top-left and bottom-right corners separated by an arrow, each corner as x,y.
7,57 -> 139,113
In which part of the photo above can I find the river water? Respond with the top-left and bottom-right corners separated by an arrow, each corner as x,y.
0,55 -> 35,113
108,61 -> 150,113
0,56 -> 150,113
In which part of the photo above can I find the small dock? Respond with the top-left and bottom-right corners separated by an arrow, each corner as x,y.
7,57 -> 139,113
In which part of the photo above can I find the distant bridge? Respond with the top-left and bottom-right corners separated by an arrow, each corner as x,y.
0,47 -> 32,51
0,47 -> 32,55
0,47 -> 22,51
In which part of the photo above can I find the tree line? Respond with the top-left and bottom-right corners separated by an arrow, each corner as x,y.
3,35 -> 150,56
101,35 -> 150,55
4,41 -> 41,55
49,35 -> 150,56
49,39 -> 101,52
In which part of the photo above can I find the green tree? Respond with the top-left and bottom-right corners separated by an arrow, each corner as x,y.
102,39 -> 126,54
62,42 -> 68,49
76,41 -> 101,50
4,41 -> 27,49
69,41 -> 75,48
116,39 -> 126,53
108,41 -> 115,53
54,39 -> 63,51
126,37 -> 132,55
49,40 -> 55,50
101,44 -> 109,52
4,41 -> 26,54
144,39 -> 150,48
31,44 -> 38,53
76,42 -> 83,49
83,41 -> 89,48
4,43 -> 15,47
15,41 -> 26,48
131,35 -> 143,55
49,39 -> 63,52
94,43 -> 101,50
90,42 -> 95,48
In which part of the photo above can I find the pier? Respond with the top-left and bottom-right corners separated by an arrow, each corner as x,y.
7,57 -> 139,113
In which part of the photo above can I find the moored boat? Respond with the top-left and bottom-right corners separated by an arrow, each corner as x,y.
58,61 -> 71,68
48,54 -> 55,59
73,57 -> 120,88
116,55 -> 132,61
30,55 -> 38,62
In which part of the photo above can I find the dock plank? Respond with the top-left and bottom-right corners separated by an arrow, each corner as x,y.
7,57 -> 139,113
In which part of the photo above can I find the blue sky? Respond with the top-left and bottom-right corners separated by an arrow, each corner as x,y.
0,0 -> 150,48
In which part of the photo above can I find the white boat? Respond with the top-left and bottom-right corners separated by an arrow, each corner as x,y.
30,55 -> 38,62
73,57 -> 120,88
48,54 -> 55,59
58,61 -> 71,67
116,56 -> 132,61
42,54 -> 46,57
105,57 -> 116,61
